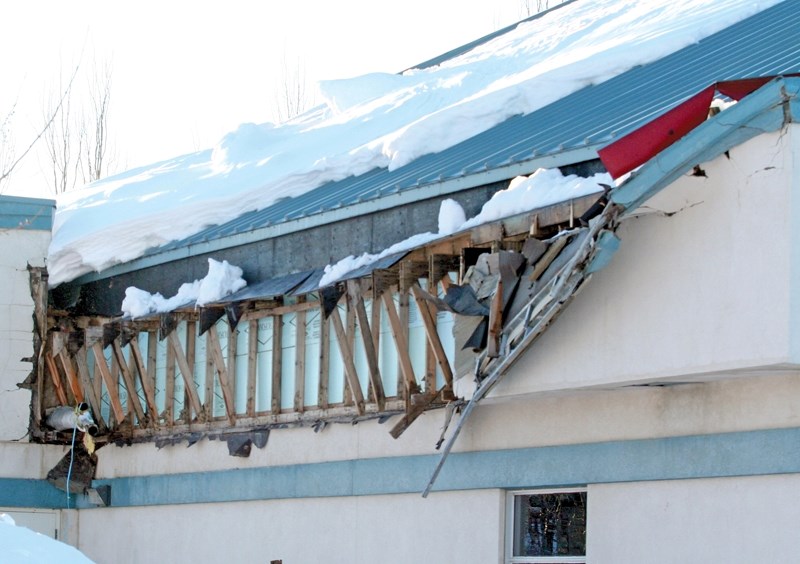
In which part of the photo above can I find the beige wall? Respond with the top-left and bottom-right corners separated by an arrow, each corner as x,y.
94,369 -> 800,479
76,489 -> 505,564
0,228 -> 50,441
588,473 -> 800,564
494,127 -> 799,398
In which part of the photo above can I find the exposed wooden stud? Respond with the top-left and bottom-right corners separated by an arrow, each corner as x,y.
90,340 -> 103,409
56,350 -> 84,404
165,333 -> 175,426
205,332 -> 215,420
424,298 -> 437,394
398,289 -> 411,401
487,277 -> 504,358
74,347 -> 106,430
271,315 -> 283,415
247,319 -> 257,417
112,340 -> 147,425
109,340 -> 125,416
167,331 -> 203,420
147,332 -> 158,421
129,337 -> 159,427
44,353 -> 68,406
381,292 -> 418,399
348,281 -> 385,411
410,284 -> 454,387
228,326 -> 238,414
294,310 -> 306,413
329,307 -> 366,415
343,304 -> 355,406
371,294 -> 382,398
318,305 -> 330,410
185,321 -> 197,424
91,343 -> 125,424
207,325 -> 237,424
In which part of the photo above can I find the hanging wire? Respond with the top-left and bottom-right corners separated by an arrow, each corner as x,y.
65,410 -> 78,509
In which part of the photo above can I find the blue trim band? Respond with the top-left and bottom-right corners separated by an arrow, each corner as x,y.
0,479 -> 87,509
0,196 -> 55,231
3,427 -> 799,509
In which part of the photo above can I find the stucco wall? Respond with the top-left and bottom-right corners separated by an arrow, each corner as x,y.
588,473 -> 800,564
76,489 -> 505,564
93,370 -> 800,479
0,227 -> 51,441
494,126 -> 799,399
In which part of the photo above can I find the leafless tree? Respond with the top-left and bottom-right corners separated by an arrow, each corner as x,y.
80,59 -> 114,184
273,52 -> 314,123
521,0 -> 563,18
0,106 -> 16,193
0,64 -> 80,194
43,70 -> 81,194
42,57 -> 115,194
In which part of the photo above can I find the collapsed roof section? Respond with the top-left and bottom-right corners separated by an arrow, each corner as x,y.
51,0 -> 800,319
33,76 -> 800,455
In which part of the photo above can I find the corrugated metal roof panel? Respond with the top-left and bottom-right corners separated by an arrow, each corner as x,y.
324,250 -> 409,286
148,0 -> 800,258
219,269 -> 315,303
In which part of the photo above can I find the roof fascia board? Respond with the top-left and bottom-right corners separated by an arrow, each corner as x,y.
611,77 -> 800,212
73,144 -> 601,284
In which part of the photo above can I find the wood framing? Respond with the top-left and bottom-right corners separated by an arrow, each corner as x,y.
32,197 -> 599,445
329,306 -> 366,415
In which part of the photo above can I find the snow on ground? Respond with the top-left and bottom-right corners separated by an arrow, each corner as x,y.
0,514 -> 94,563
47,0 -> 781,286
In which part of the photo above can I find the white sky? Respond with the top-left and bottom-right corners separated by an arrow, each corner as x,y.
0,0 -> 527,198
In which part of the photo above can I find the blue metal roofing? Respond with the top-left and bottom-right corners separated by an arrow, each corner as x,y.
138,0 -> 800,264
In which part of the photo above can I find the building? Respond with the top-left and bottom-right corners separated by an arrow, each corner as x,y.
3,2 -> 800,562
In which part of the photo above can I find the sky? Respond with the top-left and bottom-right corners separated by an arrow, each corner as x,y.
44,0 -> 778,291
0,0 -> 529,198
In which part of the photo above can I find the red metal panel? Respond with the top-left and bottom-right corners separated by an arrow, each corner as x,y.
598,75 -> 800,181
598,85 -> 715,179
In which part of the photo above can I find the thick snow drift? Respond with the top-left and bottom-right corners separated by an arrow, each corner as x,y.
47,0 -> 781,286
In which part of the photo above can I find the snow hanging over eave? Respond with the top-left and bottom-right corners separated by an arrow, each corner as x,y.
46,0 -> 783,287
319,167 -> 610,287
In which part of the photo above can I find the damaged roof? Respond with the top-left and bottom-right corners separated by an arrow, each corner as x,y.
88,0 -> 800,279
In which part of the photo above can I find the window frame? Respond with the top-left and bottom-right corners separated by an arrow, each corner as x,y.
505,487 -> 588,564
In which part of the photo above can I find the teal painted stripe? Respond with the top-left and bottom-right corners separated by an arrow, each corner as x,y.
0,478 -> 88,509
0,196 -> 55,231
95,427 -> 800,507
4,427 -> 800,509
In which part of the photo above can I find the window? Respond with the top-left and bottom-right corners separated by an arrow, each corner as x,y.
507,488 -> 587,563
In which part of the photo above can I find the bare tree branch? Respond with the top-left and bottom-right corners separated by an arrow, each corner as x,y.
0,62 -> 81,193
274,51 -> 314,123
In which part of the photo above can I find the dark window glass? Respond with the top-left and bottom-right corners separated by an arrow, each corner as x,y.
513,491 -> 587,557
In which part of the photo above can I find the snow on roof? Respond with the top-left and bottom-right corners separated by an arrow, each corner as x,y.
46,0 -> 781,287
